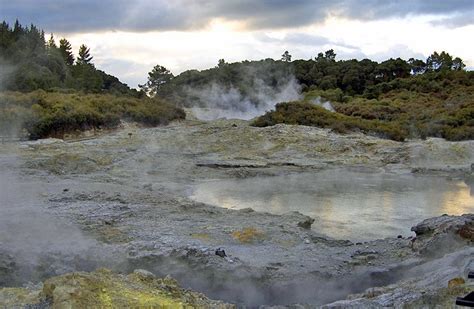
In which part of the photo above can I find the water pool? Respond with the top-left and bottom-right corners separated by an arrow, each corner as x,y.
190,170 -> 473,241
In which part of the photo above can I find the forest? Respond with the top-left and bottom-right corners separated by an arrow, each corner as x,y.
0,20 -> 184,139
1,20 -> 472,141
0,20 -> 138,94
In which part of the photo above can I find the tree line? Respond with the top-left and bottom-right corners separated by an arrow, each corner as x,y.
0,20 -> 138,96
138,49 -> 472,141
291,49 -> 465,96
141,49 -> 467,106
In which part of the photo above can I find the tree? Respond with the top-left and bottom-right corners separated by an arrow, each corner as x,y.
315,49 -> 336,63
426,51 -> 441,71
12,19 -> 23,39
71,62 -> 103,92
315,52 -> 325,62
324,49 -> 336,61
77,44 -> 93,65
375,58 -> 410,82
47,33 -> 57,49
452,57 -> 465,71
139,65 -> 174,97
59,38 -> 74,65
217,58 -> 226,68
408,58 -> 426,75
281,51 -> 292,62
426,51 -> 453,72
426,51 -> 465,72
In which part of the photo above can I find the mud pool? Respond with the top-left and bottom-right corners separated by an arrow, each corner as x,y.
191,169 -> 473,241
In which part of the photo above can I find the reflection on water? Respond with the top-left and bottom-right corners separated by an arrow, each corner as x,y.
190,170 -> 473,241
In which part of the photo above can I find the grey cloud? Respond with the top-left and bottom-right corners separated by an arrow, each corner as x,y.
94,58 -> 151,88
338,0 -> 474,19
1,0 -> 473,33
334,44 -> 428,63
255,33 -> 329,46
369,45 -> 427,62
283,33 -> 330,46
255,33 -> 358,53
431,12 -> 474,28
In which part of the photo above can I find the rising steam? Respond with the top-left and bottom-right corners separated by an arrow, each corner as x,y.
0,58 -> 22,140
0,156 -> 127,286
0,57 -> 16,91
186,76 -> 302,120
310,97 -> 335,112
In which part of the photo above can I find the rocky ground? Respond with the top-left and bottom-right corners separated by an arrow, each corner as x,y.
0,118 -> 473,308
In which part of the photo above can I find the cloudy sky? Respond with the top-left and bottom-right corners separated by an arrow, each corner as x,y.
3,0 -> 473,87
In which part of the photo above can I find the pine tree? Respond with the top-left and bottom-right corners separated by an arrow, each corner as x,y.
12,19 -> 23,39
59,38 -> 75,65
139,65 -> 174,97
40,30 -> 46,47
77,44 -> 93,65
47,33 -> 57,49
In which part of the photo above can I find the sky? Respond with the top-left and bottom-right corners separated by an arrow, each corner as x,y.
2,0 -> 474,88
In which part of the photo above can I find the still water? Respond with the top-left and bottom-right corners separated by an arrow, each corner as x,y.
191,170 -> 473,241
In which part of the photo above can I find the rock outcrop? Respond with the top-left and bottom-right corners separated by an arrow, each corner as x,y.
0,268 -> 233,308
323,216 -> 474,308
411,214 -> 474,256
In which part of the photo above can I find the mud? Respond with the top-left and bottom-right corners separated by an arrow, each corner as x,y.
0,118 -> 473,307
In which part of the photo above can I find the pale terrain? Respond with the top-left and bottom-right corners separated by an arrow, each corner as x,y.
0,116 -> 473,308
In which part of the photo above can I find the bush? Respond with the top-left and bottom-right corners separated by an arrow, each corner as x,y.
253,101 -> 408,141
0,91 -> 185,139
253,77 -> 474,142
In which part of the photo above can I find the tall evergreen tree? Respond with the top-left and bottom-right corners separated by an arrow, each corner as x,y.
0,21 -> 12,51
77,44 -> 93,65
59,38 -> 74,65
47,33 -> 57,49
40,30 -> 45,46
12,19 -> 23,39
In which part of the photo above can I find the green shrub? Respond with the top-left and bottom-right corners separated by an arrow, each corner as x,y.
0,91 -> 185,139
253,101 -> 408,141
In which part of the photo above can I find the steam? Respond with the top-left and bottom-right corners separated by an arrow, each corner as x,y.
310,97 -> 335,112
0,156 -> 126,286
0,58 -> 22,140
186,77 -> 302,120
0,57 -> 16,91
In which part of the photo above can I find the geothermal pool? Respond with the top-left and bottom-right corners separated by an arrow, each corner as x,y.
191,170 -> 473,241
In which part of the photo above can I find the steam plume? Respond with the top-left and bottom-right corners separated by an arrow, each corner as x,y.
186,76 -> 302,120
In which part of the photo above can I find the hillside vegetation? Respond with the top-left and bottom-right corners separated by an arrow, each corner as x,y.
0,20 -> 184,139
145,49 -> 472,142
254,70 -> 474,141
0,20 -> 138,95
0,90 -> 185,139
